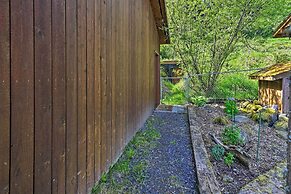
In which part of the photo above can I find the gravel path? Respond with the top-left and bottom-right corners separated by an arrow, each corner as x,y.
139,112 -> 199,194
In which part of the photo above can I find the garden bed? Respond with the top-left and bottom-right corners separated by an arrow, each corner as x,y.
189,104 -> 286,193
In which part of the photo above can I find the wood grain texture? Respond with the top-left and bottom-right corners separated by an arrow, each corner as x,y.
10,1 -> 34,193
2,0 -> 162,193
77,0 -> 88,192
52,0 -> 66,193
259,80 -> 283,112
66,0 -> 78,193
111,0 -> 117,161
105,0 -> 112,169
100,0 -> 107,174
34,0 -> 52,193
86,0 -> 95,189
0,1 -> 10,193
94,0 -> 102,182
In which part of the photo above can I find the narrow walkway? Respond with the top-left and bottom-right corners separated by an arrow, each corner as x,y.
93,110 -> 198,193
139,112 -> 199,193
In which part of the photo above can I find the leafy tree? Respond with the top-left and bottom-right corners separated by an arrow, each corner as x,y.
166,0 -> 265,96
245,0 -> 291,37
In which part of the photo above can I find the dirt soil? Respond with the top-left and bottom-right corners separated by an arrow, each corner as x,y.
191,104 -> 286,194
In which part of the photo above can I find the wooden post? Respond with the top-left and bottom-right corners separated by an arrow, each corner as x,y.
287,77 -> 291,193
155,52 -> 160,107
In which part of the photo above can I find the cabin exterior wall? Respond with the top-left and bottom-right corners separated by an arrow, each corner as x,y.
0,0 -> 161,193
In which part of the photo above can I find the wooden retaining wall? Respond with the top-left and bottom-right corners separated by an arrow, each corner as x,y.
0,0 -> 160,193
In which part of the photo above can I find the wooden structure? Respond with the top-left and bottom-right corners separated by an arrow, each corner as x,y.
273,14 -> 291,38
0,0 -> 169,193
161,60 -> 183,83
249,63 -> 291,113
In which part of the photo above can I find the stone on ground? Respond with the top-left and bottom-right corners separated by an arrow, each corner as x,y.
239,161 -> 286,194
234,115 -> 250,123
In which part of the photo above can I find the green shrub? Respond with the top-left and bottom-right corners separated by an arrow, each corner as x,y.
162,80 -> 187,105
224,152 -> 235,167
222,126 -> 243,146
225,99 -> 239,116
211,145 -> 225,161
191,96 -> 207,107
212,74 -> 258,100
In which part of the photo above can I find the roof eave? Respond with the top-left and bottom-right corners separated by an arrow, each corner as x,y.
150,0 -> 170,44
273,14 -> 291,38
249,76 -> 276,81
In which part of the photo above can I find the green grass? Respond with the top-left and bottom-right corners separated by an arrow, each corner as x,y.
212,73 -> 258,100
161,80 -> 187,105
161,38 -> 291,102
227,38 -> 291,70
91,117 -> 161,194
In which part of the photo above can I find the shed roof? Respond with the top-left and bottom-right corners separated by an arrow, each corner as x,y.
150,0 -> 170,44
161,60 -> 179,65
249,62 -> 291,81
273,14 -> 291,38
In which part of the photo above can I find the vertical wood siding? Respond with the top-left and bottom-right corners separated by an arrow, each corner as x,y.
282,78 -> 290,113
259,80 -> 283,112
0,0 -> 160,193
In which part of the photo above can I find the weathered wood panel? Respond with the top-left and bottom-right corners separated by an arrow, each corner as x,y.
0,1 -> 10,193
259,80 -> 283,112
100,0 -> 108,175
52,0 -> 66,193
66,0 -> 78,193
282,78 -> 290,113
87,0 -> 96,189
51,0 -> 67,193
34,0 -> 52,192
10,1 -> 34,193
77,0 -> 88,192
1,0 -> 162,193
105,0 -> 113,169
94,0 -> 102,182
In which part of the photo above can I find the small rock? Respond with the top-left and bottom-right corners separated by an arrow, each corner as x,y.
240,130 -> 249,144
283,167 -> 288,179
274,120 -> 288,131
172,106 -> 187,114
222,175 -> 234,183
233,115 -> 249,123
279,115 -> 289,122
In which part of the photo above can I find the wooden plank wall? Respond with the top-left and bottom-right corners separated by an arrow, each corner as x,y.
259,80 -> 283,112
282,78 -> 290,113
0,0 -> 160,193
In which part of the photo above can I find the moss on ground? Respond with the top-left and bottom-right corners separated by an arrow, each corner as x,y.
91,117 -> 161,194
213,116 -> 230,125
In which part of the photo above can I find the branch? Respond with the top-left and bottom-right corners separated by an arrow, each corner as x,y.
209,133 -> 251,168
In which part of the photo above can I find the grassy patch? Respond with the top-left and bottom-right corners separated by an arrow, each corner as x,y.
212,73 -> 258,100
161,80 -> 187,105
161,38 -> 291,102
91,117 -> 161,194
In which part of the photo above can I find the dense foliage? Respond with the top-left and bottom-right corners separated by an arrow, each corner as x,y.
224,152 -> 235,167
224,100 -> 239,116
166,0 -> 266,95
211,145 -> 225,161
190,96 -> 207,107
222,126 -> 243,146
161,81 -> 187,105
160,0 -> 291,104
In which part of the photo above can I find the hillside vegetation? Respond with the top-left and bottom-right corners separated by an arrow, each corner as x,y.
161,0 -> 291,104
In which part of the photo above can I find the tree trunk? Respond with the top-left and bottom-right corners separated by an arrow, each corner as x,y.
287,76 -> 291,193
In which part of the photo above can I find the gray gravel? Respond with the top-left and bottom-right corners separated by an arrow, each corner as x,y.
138,112 -> 199,194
